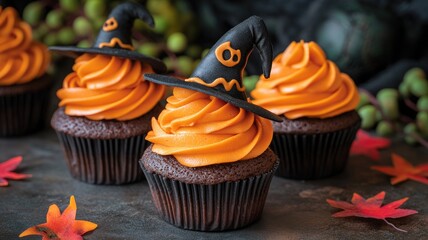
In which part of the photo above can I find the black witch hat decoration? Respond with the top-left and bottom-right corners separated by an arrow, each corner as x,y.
144,16 -> 282,121
49,2 -> 166,73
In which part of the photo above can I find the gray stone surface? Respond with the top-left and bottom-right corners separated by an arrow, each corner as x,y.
0,129 -> 427,240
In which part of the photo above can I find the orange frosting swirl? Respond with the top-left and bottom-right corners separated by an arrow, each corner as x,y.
146,88 -> 273,167
0,7 -> 50,86
251,41 -> 359,119
57,53 -> 165,121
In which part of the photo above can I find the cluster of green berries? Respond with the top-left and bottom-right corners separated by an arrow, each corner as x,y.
357,68 -> 428,145
22,0 -> 206,77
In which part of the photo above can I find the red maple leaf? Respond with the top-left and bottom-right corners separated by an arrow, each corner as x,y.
371,153 -> 428,185
327,191 -> 417,232
19,196 -> 97,240
350,130 -> 391,160
0,156 -> 31,187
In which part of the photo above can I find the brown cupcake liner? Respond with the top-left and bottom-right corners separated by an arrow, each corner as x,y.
56,132 -> 149,185
141,162 -> 278,231
270,121 -> 360,179
0,85 -> 51,137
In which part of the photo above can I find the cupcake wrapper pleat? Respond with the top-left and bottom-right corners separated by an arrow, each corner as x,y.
141,164 -> 277,231
0,88 -> 50,137
56,132 -> 148,184
271,121 -> 360,179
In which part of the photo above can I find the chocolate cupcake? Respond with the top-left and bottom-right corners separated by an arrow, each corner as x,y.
251,41 -> 361,179
141,16 -> 280,231
50,2 -> 166,185
0,6 -> 51,137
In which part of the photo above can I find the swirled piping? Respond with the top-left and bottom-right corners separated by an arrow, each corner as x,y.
0,7 -> 50,86
146,87 -> 273,167
57,53 -> 165,121
251,41 -> 359,119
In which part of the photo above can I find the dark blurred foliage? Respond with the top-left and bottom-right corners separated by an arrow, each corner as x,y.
2,0 -> 427,93
189,0 -> 428,92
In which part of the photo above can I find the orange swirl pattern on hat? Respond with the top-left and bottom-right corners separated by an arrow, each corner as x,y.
0,7 -> 50,86
251,41 -> 359,119
146,87 -> 273,167
185,77 -> 245,92
57,53 -> 165,121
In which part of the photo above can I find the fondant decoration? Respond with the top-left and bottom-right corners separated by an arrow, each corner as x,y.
350,130 -> 391,161
0,156 -> 31,187
371,153 -> 428,185
327,191 -> 417,232
20,196 -> 97,239
144,16 -> 281,122
215,42 -> 241,67
103,17 -> 118,32
49,2 -> 166,73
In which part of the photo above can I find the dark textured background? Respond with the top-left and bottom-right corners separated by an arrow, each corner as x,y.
2,0 -> 428,91
0,129 -> 427,239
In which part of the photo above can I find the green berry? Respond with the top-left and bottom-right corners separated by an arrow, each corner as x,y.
358,105 -> 378,129
84,0 -> 106,20
398,83 -> 410,97
162,57 -> 173,71
417,96 -> 428,112
380,98 -> 399,120
23,2 -> 44,26
377,89 -> 399,120
137,43 -> 160,57
376,121 -> 394,136
43,33 -> 58,46
32,24 -> 49,41
46,9 -> 64,28
416,111 -> 428,136
59,0 -> 80,13
357,91 -> 370,109
404,123 -> 418,145
153,15 -> 168,33
177,56 -> 194,77
377,88 -> 398,100
243,75 -> 259,93
73,17 -> 92,37
77,40 -> 91,48
403,67 -> 426,85
167,32 -> 187,53
57,27 -> 76,45
409,78 -> 428,97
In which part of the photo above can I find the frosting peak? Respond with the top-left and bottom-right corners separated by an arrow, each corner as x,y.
57,53 -> 165,121
0,7 -> 50,86
251,41 -> 359,119
146,88 -> 273,167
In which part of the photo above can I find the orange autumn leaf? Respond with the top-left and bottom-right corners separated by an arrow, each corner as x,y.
0,156 -> 31,187
350,130 -> 391,161
371,153 -> 428,185
327,191 -> 418,232
19,196 -> 97,240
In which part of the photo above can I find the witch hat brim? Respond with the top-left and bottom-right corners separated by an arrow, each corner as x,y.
49,2 -> 166,73
49,46 -> 166,73
144,74 -> 282,122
